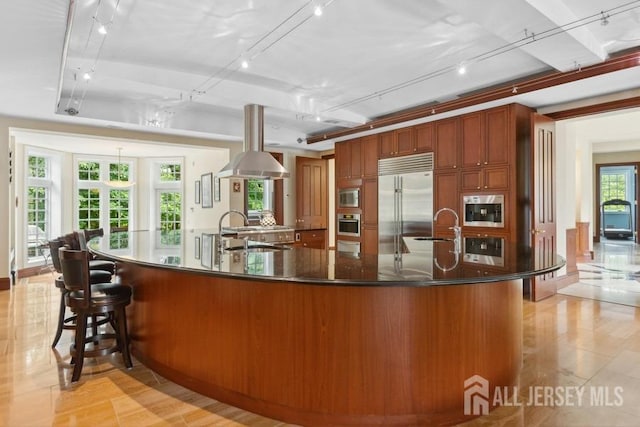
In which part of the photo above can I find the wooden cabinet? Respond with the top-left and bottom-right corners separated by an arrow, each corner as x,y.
379,126 -> 434,159
414,122 -> 435,153
361,135 -> 379,178
336,135 -> 378,179
361,178 -> 378,226
335,139 -> 362,179
434,118 -> 459,170
461,166 -> 509,191
294,229 -> 326,249
461,107 -> 510,168
361,225 -> 378,254
434,170 -> 460,234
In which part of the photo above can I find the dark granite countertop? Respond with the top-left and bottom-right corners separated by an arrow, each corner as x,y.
91,230 -> 564,287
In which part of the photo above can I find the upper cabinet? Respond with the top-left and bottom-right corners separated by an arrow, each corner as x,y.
379,126 -> 434,159
336,135 -> 378,180
461,106 -> 510,168
434,118 -> 459,170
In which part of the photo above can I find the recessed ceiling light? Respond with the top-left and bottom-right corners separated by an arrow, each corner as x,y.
457,64 -> 466,75
314,5 -> 323,16
98,24 -> 107,35
83,72 -> 92,80
241,60 -> 249,69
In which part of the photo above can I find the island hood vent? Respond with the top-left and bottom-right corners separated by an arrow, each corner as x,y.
217,104 -> 290,179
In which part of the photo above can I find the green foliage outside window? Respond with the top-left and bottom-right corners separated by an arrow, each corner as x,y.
78,161 -> 100,181
247,179 -> 264,211
160,164 -> 181,181
78,188 -> 101,230
601,173 -> 627,212
160,192 -> 182,245
28,156 -> 46,178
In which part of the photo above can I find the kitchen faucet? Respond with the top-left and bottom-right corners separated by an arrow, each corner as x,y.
217,209 -> 249,252
433,207 -> 461,253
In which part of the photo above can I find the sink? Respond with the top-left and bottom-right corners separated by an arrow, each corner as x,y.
413,237 -> 453,242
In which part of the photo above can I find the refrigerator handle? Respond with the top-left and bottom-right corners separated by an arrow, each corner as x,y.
398,176 -> 403,238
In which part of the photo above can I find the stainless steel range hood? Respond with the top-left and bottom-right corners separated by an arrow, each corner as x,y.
217,104 -> 290,179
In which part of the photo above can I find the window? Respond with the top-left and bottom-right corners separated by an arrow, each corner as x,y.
75,156 -> 134,250
155,161 -> 183,246
600,168 -> 632,212
246,179 -> 273,222
26,155 -> 51,259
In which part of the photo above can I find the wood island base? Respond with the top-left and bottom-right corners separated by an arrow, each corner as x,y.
119,261 -> 523,426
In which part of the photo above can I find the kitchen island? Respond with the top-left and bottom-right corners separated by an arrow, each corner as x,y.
92,230 -> 563,426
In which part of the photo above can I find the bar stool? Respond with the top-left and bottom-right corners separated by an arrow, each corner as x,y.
49,238 -> 114,348
76,230 -> 117,275
58,247 -> 133,382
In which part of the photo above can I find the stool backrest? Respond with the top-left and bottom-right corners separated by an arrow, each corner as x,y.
48,238 -> 65,274
58,247 -> 91,307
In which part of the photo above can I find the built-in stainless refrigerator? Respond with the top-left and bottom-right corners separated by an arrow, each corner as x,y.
378,152 -> 434,256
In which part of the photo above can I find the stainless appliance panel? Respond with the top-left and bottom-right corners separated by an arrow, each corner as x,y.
378,171 -> 433,254
338,188 -> 359,208
337,213 -> 360,237
463,194 -> 504,227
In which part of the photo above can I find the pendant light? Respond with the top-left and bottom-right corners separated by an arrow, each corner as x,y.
104,147 -> 134,188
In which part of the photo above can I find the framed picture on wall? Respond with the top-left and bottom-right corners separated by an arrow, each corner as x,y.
201,173 -> 213,208
195,180 -> 201,204
201,233 -> 213,268
214,176 -> 221,202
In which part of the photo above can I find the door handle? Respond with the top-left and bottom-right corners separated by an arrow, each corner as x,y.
531,229 -> 546,234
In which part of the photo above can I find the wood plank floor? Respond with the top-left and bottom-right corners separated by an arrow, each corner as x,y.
3,265 -> 640,426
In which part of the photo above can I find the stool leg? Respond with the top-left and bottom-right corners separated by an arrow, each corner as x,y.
71,313 -> 88,382
115,307 -> 133,369
51,289 -> 66,348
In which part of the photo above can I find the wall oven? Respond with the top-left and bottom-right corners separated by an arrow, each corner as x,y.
463,236 -> 504,267
463,194 -> 504,228
337,213 -> 360,237
338,188 -> 359,208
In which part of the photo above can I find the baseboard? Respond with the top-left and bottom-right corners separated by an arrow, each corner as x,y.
0,277 -> 10,291
576,251 -> 594,263
552,270 -> 580,290
18,265 -> 51,278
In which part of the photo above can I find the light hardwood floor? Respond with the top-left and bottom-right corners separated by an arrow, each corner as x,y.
3,260 -> 640,426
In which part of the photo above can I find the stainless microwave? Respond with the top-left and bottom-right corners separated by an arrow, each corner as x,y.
463,194 -> 504,228
337,213 -> 360,237
338,188 -> 359,208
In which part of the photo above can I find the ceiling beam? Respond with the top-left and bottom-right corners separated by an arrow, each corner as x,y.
306,48 -> 640,144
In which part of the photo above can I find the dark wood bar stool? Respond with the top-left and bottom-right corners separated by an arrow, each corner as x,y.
76,230 -> 117,275
58,247 -> 133,382
49,238 -> 115,348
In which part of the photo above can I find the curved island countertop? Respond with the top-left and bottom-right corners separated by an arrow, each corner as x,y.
92,230 -> 564,426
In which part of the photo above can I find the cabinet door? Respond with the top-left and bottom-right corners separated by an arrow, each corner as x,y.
460,169 -> 482,191
414,122 -> 434,153
361,226 -> 378,254
485,106 -> 510,165
461,112 -> 484,167
378,131 -> 395,159
484,166 -> 509,189
335,141 -> 351,179
349,138 -> 362,179
435,118 -> 459,170
395,128 -> 414,157
362,178 -> 378,226
434,171 -> 459,230
296,230 -> 326,249
361,135 -> 379,178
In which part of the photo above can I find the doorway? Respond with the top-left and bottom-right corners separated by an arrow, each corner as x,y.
596,163 -> 638,244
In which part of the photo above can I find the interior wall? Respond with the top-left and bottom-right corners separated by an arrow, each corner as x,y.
553,121 -> 578,275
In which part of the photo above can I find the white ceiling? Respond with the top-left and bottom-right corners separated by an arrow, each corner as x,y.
2,0 -> 640,155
